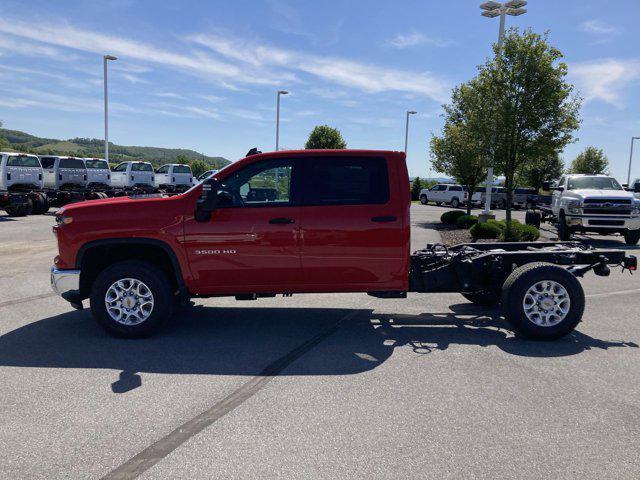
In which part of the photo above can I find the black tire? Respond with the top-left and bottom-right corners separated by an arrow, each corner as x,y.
420,195 -> 428,205
90,261 -> 174,338
435,202 -> 442,206
557,211 -> 571,241
462,291 -> 500,307
623,230 -> 640,246
501,262 -> 584,340
30,192 -> 50,215
525,210 -> 541,228
450,198 -> 460,208
4,197 -> 33,217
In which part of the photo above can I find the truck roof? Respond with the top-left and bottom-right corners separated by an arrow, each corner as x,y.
564,174 -> 612,178
0,151 -> 39,157
240,149 -> 405,162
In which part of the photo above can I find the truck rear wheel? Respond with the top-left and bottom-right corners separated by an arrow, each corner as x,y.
525,210 -> 541,228
623,230 -> 640,246
4,198 -> 33,217
462,291 -> 500,307
501,262 -> 584,340
30,192 -> 50,215
450,198 -> 460,208
90,261 -> 174,338
420,195 -> 428,205
557,211 -> 571,241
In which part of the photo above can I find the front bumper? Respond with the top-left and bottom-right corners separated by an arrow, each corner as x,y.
565,214 -> 640,230
51,266 -> 81,302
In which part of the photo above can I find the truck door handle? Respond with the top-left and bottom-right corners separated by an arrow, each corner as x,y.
371,216 -> 397,223
269,217 -> 295,224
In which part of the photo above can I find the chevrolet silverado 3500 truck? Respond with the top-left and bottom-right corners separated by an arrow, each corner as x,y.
50,150 -> 636,339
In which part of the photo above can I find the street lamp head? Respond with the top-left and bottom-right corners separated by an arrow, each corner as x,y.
104,55 -> 118,61
480,1 -> 502,10
481,10 -> 501,17
506,7 -> 527,15
505,0 -> 527,7
407,111 -> 417,115
278,90 -> 289,95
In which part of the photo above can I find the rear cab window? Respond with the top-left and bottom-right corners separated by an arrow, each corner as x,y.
173,165 -> 191,174
302,156 -> 389,206
85,159 -> 109,169
59,158 -> 85,169
131,163 -> 153,172
6,155 -> 41,167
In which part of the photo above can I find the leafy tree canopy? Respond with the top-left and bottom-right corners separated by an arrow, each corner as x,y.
305,125 -> 347,149
568,146 -> 609,175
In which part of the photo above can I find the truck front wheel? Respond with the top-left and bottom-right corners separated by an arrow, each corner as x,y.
623,230 -> 640,246
90,261 -> 174,338
557,211 -> 571,241
501,262 -> 584,340
420,195 -> 428,205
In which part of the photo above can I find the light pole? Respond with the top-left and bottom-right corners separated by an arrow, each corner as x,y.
103,54 -> 118,163
275,90 -> 288,151
627,136 -> 640,186
404,110 -> 417,154
478,0 -> 527,220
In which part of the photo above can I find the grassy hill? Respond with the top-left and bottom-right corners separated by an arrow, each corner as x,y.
0,128 -> 230,169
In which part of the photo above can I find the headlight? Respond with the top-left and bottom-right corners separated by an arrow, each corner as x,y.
567,200 -> 582,214
55,214 -> 73,225
633,201 -> 640,214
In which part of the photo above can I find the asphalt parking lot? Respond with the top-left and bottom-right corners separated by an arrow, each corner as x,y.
1,204 -> 640,479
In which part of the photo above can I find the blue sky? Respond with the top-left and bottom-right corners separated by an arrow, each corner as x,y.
0,0 -> 638,180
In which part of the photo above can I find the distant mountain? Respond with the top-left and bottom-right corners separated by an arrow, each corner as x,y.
0,128 -> 230,169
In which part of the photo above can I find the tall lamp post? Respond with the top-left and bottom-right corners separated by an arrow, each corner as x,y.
404,110 -> 417,154
103,54 -> 118,163
627,136 -> 640,186
478,0 -> 527,221
275,90 -> 288,151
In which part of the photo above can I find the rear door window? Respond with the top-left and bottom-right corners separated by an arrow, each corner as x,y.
156,165 -> 169,173
40,157 -> 55,169
113,163 -> 128,172
302,156 -> 389,206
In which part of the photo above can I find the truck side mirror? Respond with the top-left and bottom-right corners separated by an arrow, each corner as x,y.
195,178 -> 221,222
635,183 -> 640,193
554,186 -> 564,192
542,181 -> 551,191
622,183 -> 629,189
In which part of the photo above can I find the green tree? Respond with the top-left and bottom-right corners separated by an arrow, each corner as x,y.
459,28 -> 581,230
518,153 -> 565,191
431,123 -> 488,215
189,159 -> 208,178
411,177 -> 423,201
175,154 -> 190,165
568,146 -> 609,175
305,125 -> 347,149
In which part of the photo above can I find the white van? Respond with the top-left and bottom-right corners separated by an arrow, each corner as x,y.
83,158 -> 111,188
110,161 -> 155,189
0,152 -> 43,190
40,156 -> 88,190
154,163 -> 193,190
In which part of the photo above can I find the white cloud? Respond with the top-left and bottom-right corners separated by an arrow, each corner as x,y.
0,35 -> 77,60
385,31 -> 452,49
121,73 -> 148,84
570,58 -> 640,107
155,92 -> 186,99
0,18 -> 284,88
189,34 -> 450,102
579,20 -> 622,44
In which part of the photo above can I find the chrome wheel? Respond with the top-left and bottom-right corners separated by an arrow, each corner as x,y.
523,280 -> 570,327
105,278 -> 154,326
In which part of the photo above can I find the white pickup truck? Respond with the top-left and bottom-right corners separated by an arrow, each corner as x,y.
546,174 -> 640,245
110,161 -> 155,190
154,163 -> 193,191
83,158 -> 111,188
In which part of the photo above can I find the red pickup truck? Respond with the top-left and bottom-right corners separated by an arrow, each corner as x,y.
51,149 -> 636,340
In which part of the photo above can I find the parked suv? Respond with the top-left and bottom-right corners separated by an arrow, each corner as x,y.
41,156 -> 88,190
549,174 -> 640,244
471,187 -> 507,209
154,163 -> 193,191
419,184 -> 468,208
513,188 -> 538,209
110,161 -> 155,189
83,158 -> 111,188
0,152 -> 43,190
197,169 -> 218,182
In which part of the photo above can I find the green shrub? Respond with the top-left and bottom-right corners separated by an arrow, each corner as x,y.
501,222 -> 540,242
440,210 -> 467,225
470,220 -> 503,239
456,214 -> 478,229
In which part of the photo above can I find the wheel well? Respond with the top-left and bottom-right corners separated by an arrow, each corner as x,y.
79,243 -> 180,298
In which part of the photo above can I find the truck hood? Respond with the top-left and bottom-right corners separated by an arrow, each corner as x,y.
58,193 -> 179,216
566,189 -> 635,200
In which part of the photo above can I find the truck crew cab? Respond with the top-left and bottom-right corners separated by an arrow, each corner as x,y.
154,163 -> 193,192
110,161 -> 155,190
41,156 -> 88,190
83,158 -> 111,188
51,150 -> 636,340
0,152 -> 46,216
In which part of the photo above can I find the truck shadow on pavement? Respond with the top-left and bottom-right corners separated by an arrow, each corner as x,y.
0,305 -> 636,393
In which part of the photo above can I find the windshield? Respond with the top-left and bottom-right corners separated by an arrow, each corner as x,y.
567,177 -> 622,191
85,159 -> 109,169
6,155 -> 41,167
